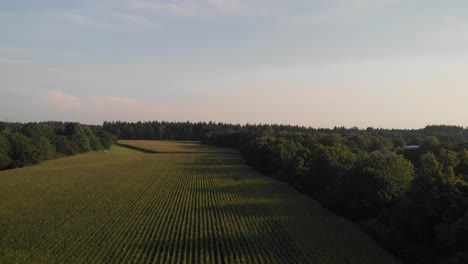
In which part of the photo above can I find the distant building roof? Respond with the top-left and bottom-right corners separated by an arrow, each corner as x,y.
403,145 -> 420,150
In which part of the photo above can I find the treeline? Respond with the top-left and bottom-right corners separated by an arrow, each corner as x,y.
0,122 -> 117,171
104,121 -> 468,147
103,121 -> 468,263
103,121 -> 216,140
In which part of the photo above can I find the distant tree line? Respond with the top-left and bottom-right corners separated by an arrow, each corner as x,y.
104,121 -> 468,263
0,122 -> 116,171
104,121 -> 468,147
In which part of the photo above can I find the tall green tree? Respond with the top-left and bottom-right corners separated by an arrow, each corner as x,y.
65,123 -> 91,153
96,131 -> 117,149
20,123 -> 54,140
0,134 -> 12,169
32,137 -> 56,163
8,133 -> 34,167
343,154 -> 415,215
83,126 -> 103,151
421,136 -> 441,152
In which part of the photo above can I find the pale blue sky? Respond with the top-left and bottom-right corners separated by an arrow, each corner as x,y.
1,0 -> 468,128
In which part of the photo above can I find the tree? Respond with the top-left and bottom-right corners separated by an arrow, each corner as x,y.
20,123 -> 54,140
369,136 -> 393,151
342,154 -> 414,217
345,134 -> 371,151
455,149 -> 468,178
402,152 -> 465,245
65,123 -> 91,153
96,131 -> 117,149
421,136 -> 441,152
83,126 -> 103,151
318,133 -> 342,147
32,137 -> 56,163
0,134 -> 11,169
241,136 -> 301,175
53,135 -> 77,156
8,133 -> 34,167
393,137 -> 407,148
309,144 -> 356,195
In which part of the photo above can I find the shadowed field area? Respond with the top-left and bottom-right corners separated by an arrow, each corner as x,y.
118,140 -> 236,154
0,142 -> 398,263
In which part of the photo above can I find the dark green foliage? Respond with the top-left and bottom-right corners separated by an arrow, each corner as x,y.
345,134 -> 372,151
104,121 -> 211,140
83,126 -> 103,151
455,149 -> 468,176
0,122 -> 117,171
203,129 -> 241,148
347,154 -> 414,212
65,123 -> 92,153
32,137 -> 56,163
104,122 -> 468,153
318,133 -> 343,147
8,133 -> 35,167
96,130 -> 117,149
421,136 -> 441,152
20,123 -> 55,140
241,136 -> 302,175
0,134 -> 12,169
393,137 -> 407,148
53,135 -> 78,156
308,144 -> 357,196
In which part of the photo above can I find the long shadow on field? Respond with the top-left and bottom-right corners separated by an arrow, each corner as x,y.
169,155 -> 400,264
115,232 -> 307,263
176,143 -> 238,154
116,143 -> 159,153
181,152 -> 245,164
117,142 -> 238,154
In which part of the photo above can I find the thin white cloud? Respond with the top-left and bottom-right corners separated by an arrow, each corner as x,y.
32,90 -> 176,123
40,90 -> 82,111
91,96 -> 146,111
120,0 -> 407,24
285,0 -> 405,25
53,12 -> 161,32
424,16 -> 468,44
125,0 -> 250,19
0,58 -> 35,66
56,13 -> 120,31
207,0 -> 242,12
109,12 -> 161,28
0,46 -> 32,54
126,1 -> 197,17
88,95 -> 176,122
0,7 -> 161,32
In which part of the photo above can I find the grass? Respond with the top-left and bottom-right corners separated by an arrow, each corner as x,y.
0,141 -> 399,263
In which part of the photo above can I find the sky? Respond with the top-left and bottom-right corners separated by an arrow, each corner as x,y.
1,0 -> 468,128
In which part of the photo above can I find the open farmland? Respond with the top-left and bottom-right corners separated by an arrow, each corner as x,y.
118,140 -> 235,153
0,141 -> 398,263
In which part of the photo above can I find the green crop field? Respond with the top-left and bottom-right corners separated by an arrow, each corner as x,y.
118,140 -> 236,153
0,141 -> 399,264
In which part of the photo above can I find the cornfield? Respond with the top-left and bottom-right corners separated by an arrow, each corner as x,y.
0,142 -> 399,263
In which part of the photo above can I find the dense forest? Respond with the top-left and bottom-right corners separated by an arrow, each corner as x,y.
0,122 -> 116,171
105,121 -> 468,264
